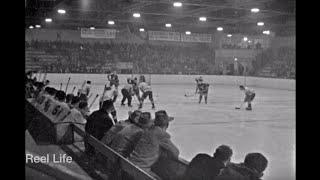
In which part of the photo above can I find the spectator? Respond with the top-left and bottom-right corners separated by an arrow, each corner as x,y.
85,100 -> 115,156
128,110 -> 179,178
110,112 -> 152,157
184,145 -> 233,180
216,152 -> 268,180
101,110 -> 141,146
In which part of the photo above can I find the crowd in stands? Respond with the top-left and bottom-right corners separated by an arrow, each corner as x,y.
222,42 -> 262,50
26,40 -> 215,75
251,47 -> 295,79
26,70 -> 269,180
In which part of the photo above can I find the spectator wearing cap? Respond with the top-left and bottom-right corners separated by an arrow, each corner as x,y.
128,110 -> 179,178
216,152 -> 268,180
101,110 -> 142,146
110,112 -> 152,158
85,100 -> 115,156
184,145 -> 233,180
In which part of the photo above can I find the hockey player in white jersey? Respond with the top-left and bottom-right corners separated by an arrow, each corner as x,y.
239,85 -> 256,111
138,76 -> 155,109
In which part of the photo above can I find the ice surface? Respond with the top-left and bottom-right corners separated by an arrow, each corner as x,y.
47,74 -> 295,180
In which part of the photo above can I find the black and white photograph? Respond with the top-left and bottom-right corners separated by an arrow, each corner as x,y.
25,0 -> 295,179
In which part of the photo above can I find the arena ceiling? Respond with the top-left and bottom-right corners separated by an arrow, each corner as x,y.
25,0 -> 295,36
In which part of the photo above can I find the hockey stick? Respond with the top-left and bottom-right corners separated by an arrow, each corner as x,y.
59,83 -> 63,90
64,77 -> 71,94
89,94 -> 99,109
184,92 -> 196,97
71,86 -> 76,94
235,102 -> 246,110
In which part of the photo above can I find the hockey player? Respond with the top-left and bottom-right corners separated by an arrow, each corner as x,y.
196,80 -> 210,104
121,78 -> 134,107
239,85 -> 255,110
138,77 -> 155,109
107,71 -> 119,89
195,76 -> 203,94
132,77 -> 141,102
99,84 -> 118,122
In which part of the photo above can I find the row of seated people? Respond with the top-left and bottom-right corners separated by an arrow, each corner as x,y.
26,40 -> 215,74
26,71 -> 268,180
222,43 -> 262,50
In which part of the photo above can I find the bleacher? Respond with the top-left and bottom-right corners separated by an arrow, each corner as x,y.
25,49 -> 60,71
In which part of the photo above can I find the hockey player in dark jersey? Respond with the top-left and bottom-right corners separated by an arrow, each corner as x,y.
107,71 -> 119,89
121,78 -> 135,107
239,85 -> 256,110
195,77 -> 209,104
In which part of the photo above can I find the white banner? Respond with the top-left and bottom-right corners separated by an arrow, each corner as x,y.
181,33 -> 212,43
81,28 -> 116,39
148,31 -> 180,42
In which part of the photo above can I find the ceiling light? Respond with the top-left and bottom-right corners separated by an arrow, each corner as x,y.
133,13 -> 141,18
257,22 -> 264,26
139,28 -> 145,32
199,17 -> 207,22
35,25 -> 41,28
57,9 -> 66,14
263,30 -> 270,35
165,23 -> 172,28
217,27 -> 223,31
243,37 -> 248,41
45,18 -> 52,23
227,34 -> 232,37
108,20 -> 115,25
90,27 -> 95,30
185,31 -> 191,35
173,2 -> 182,7
251,8 -> 260,13
29,25 -> 34,29
234,58 -> 238,61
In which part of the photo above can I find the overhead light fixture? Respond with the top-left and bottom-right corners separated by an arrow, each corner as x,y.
217,27 -> 223,31
165,23 -> 172,28
243,37 -> 248,41
227,34 -> 232,37
45,18 -> 52,23
108,20 -> 115,25
263,30 -> 270,35
57,9 -> 66,14
90,27 -> 95,30
133,13 -> 141,18
257,22 -> 264,26
234,58 -> 238,61
173,2 -> 182,7
29,25 -> 34,29
139,28 -> 145,32
248,40 -> 252,43
251,8 -> 260,13
35,25 -> 41,28
199,17 -> 207,22
185,31 -> 191,35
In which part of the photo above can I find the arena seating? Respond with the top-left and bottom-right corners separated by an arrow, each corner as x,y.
25,40 -> 295,79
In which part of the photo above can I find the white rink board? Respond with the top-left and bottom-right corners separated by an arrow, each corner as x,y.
45,73 -> 295,91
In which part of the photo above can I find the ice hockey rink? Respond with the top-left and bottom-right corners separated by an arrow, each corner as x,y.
46,73 -> 295,180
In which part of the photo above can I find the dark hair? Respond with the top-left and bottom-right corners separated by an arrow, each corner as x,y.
213,145 -> 233,162
239,85 -> 245,90
79,94 -> 87,102
71,96 -> 81,105
47,87 -> 56,96
244,153 -> 268,174
66,94 -> 74,103
78,101 -> 88,110
129,110 -> 142,123
55,90 -> 66,102
87,81 -> 91,84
